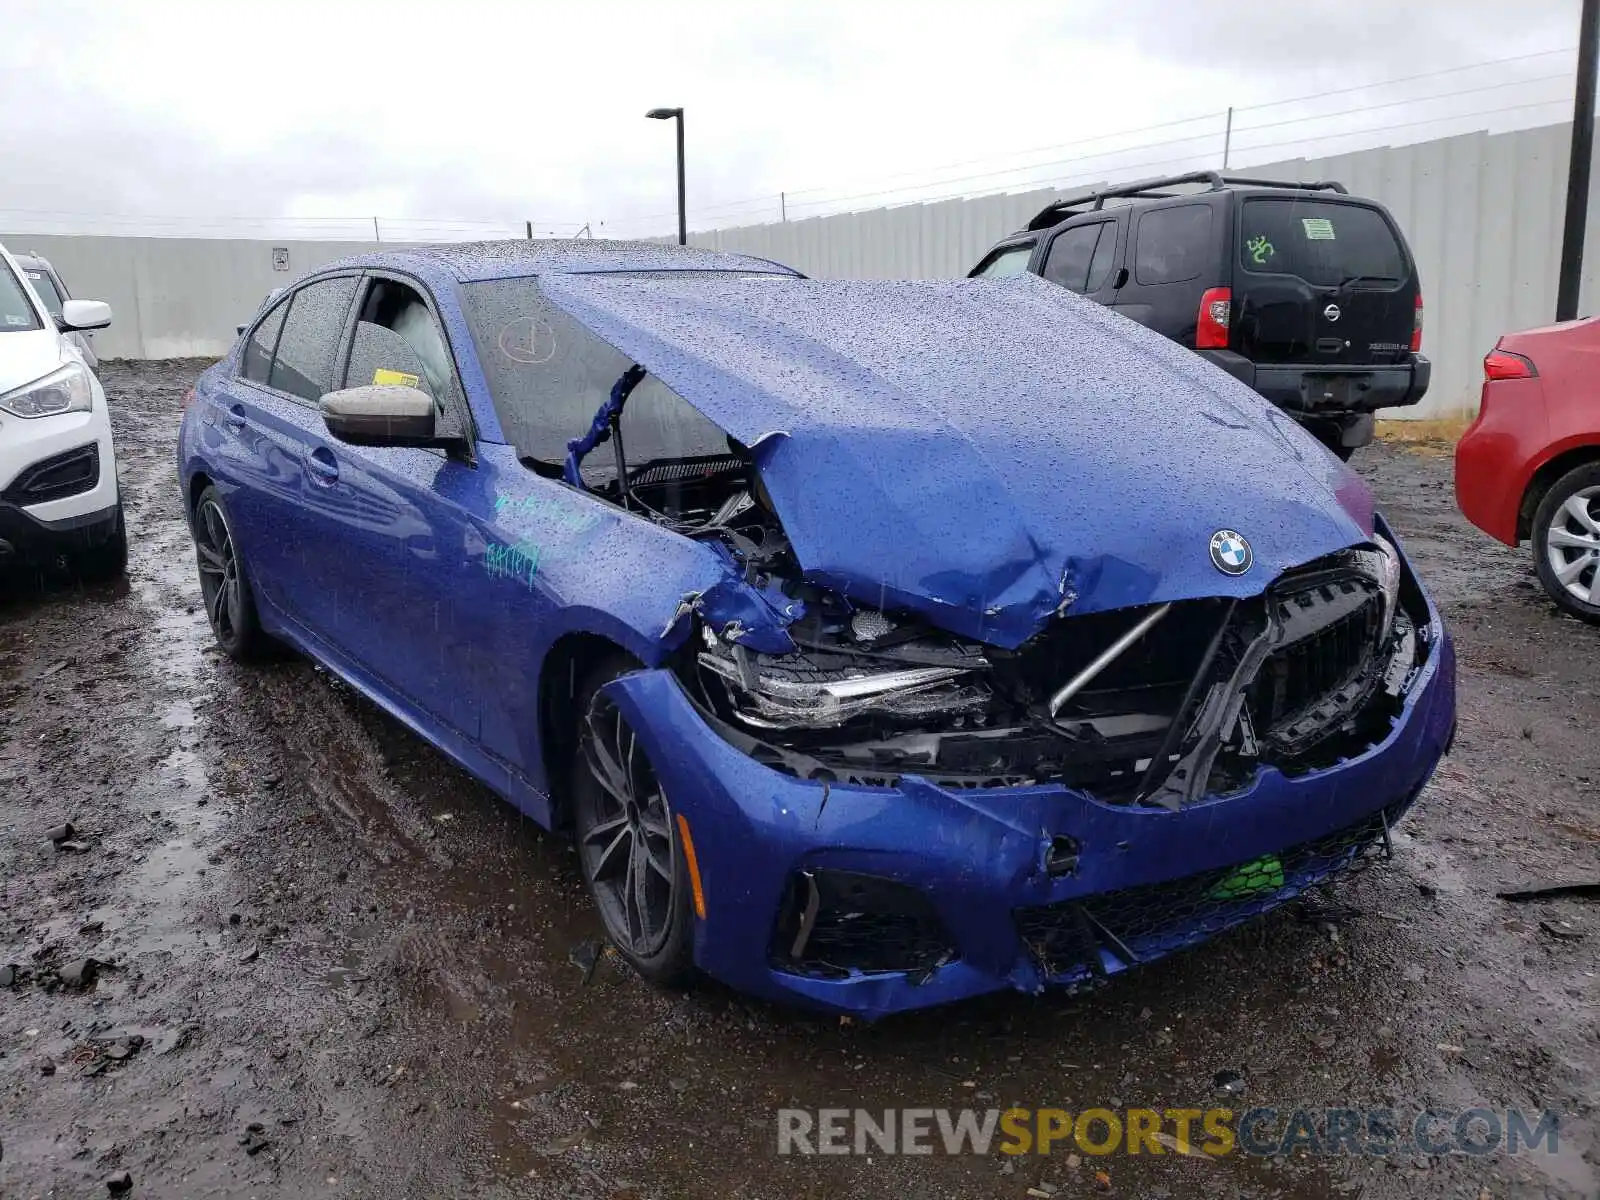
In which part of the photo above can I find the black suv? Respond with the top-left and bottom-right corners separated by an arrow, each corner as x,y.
970,172 -> 1430,458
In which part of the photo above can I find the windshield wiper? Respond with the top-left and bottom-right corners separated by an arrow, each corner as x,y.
1336,274 -> 1400,289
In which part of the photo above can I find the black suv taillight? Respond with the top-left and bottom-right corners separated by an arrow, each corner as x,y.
1196,287 -> 1231,349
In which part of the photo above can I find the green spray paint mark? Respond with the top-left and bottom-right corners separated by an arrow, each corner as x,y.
494,491 -> 602,535
1246,235 -> 1275,266
1209,855 -> 1286,900
484,539 -> 542,590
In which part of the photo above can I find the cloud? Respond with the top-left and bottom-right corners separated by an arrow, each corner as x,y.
0,0 -> 1583,240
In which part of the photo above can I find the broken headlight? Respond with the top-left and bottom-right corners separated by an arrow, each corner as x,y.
1364,533 -> 1403,635
696,622 -> 991,729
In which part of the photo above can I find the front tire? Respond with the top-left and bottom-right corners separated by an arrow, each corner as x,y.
570,656 -> 696,987
191,486 -> 273,660
1532,463 -> 1600,623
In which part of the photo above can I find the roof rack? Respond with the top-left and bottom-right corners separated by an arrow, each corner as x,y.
1023,171 -> 1348,231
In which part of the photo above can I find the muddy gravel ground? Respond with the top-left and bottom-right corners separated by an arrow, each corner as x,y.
1,360 -> 1597,1200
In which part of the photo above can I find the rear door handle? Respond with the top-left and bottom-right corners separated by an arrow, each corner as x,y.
225,404 -> 248,432
305,446 -> 340,485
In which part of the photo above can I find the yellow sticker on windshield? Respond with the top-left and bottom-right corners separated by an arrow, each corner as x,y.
373,368 -> 420,388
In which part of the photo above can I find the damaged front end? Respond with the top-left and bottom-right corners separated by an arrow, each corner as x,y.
565,365 -> 1426,809
655,528 -> 1438,999
675,519 -> 1423,814
569,362 -> 1446,1009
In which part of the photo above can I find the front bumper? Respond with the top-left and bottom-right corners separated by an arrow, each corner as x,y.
602,577 -> 1456,1019
0,401 -> 119,527
0,499 -> 122,563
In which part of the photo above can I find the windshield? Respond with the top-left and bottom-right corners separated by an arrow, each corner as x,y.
24,268 -> 64,315
1239,198 -> 1407,286
1,261 -> 43,332
463,275 -> 743,484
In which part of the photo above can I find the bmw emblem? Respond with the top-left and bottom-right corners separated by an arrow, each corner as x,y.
1209,529 -> 1252,575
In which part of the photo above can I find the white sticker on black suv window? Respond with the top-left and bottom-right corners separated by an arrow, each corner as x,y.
1302,218 -> 1336,240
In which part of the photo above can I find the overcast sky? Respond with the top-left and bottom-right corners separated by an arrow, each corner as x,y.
0,0 -> 1585,240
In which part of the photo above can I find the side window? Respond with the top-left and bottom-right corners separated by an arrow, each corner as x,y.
1134,204 -> 1213,286
345,279 -> 455,403
270,276 -> 359,401
1041,224 -> 1104,292
972,244 -> 1035,278
1086,222 -> 1118,292
241,298 -> 289,384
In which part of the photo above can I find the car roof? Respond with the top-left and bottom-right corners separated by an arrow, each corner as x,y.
311,239 -> 802,285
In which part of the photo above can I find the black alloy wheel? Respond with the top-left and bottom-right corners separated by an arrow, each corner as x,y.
572,663 -> 695,985
192,486 -> 270,660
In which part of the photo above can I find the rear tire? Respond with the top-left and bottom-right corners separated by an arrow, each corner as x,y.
191,486 -> 274,660
570,654 -> 696,988
73,501 -> 127,582
1531,462 -> 1600,624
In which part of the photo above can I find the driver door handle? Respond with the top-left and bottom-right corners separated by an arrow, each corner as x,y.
306,446 -> 340,485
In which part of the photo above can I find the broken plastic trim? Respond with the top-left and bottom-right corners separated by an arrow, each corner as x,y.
1048,601 -> 1171,716
563,363 -> 646,488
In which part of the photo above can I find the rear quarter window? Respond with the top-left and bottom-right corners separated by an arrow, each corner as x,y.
25,270 -> 64,315
1240,199 -> 1407,286
972,244 -> 1035,278
1134,205 -> 1212,285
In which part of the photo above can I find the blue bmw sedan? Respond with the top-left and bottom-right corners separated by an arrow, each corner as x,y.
178,240 -> 1455,1018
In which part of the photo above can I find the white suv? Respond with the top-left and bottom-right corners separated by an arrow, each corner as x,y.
0,241 -> 124,579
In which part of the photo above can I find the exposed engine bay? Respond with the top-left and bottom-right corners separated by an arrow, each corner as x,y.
573,369 -> 1426,811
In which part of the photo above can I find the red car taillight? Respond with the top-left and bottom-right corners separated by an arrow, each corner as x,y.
1412,292 -> 1424,352
1196,286 -> 1231,350
1483,348 -> 1537,380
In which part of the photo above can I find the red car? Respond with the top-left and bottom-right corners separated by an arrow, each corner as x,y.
1456,317 -> 1600,621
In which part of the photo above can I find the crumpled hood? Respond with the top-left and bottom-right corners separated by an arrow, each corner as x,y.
540,272 -> 1373,649
0,328 -> 67,398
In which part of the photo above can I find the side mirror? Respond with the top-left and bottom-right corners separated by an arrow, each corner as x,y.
1111,267 -> 1129,291
320,385 -> 456,449
58,299 -> 112,331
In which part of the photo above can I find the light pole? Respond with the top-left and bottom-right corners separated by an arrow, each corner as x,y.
646,107 -> 686,246
1558,0 -> 1600,321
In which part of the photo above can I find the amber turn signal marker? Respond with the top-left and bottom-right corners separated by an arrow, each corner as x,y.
676,813 -> 707,920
